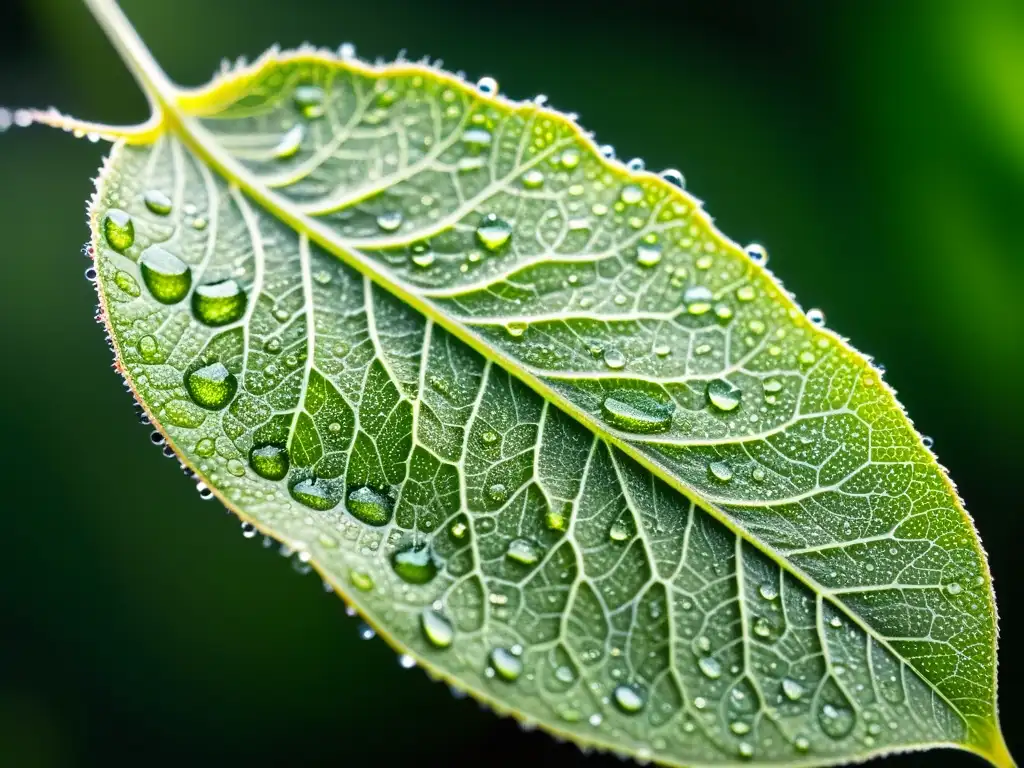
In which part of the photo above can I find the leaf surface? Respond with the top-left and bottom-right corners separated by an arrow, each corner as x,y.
73,2 -> 1010,766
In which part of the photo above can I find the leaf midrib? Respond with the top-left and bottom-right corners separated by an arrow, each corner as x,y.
83,0 -> 999,755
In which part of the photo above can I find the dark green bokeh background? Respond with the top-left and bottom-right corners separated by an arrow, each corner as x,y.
1,1 -> 1021,766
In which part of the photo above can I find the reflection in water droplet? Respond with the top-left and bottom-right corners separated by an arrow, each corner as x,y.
376,211 -> 403,232
698,656 -> 722,679
613,684 -> 646,714
139,246 -> 192,304
143,190 -> 172,216
758,582 -> 778,600
601,391 -> 674,434
522,169 -> 544,188
807,308 -> 825,326
273,124 -> 305,158
489,647 -> 523,681
184,362 -> 237,410
392,542 -> 438,584
289,477 -> 339,510
347,486 -> 394,526
476,214 -> 512,250
102,209 -> 134,252
709,461 -> 733,482
249,443 -> 289,480
192,279 -> 247,326
684,285 -> 713,315
506,538 -> 540,565
636,244 -> 662,267
421,607 -> 455,648
783,678 -> 805,701
707,378 -> 742,412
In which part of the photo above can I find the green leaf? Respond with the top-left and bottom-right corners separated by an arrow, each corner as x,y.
42,1 -> 1012,766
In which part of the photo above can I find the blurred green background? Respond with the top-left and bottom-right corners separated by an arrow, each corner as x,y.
1,0 -> 1021,766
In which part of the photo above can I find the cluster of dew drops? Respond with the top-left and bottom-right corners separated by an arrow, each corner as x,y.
66,48 -> 940,763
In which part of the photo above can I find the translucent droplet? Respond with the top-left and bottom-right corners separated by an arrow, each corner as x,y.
184,362 -> 237,410
195,437 -> 215,457
738,742 -> 754,759
450,521 -> 468,539
709,461 -> 733,482
357,623 -> 376,640
752,467 -> 766,482
613,684 -> 646,714
636,244 -> 662,267
249,443 -> 289,480
620,185 -> 643,205
421,607 -> 455,649
745,243 -> 768,265
481,430 -> 499,445
829,615 -> 842,628
660,168 -> 685,187
758,582 -> 778,601
807,308 -> 825,326
706,378 -> 742,412
272,124 -> 304,159
397,654 -> 416,669
753,617 -> 771,637
192,279 -> 247,326
289,477 -> 339,510
506,538 -> 540,565
376,211 -> 403,232
599,144 -> 616,159
101,209 -> 134,252
489,647 -> 523,681
476,214 -> 512,251
698,656 -> 722,679
799,350 -> 816,365
782,678 -> 805,701
609,518 -> 631,542
603,348 -> 626,370
143,190 -> 172,216
555,665 -> 575,684
349,570 -> 374,591
794,736 -> 810,752
346,486 -> 394,526
601,391 -> 675,434
293,85 -> 325,119
730,721 -> 751,735
684,285 -> 713,315
114,270 -> 141,297
139,246 -> 192,304
522,169 -> 544,188
560,149 -> 580,169
546,506 -> 569,531
476,76 -> 498,95
411,250 -> 435,268
505,321 -> 527,338
488,483 -> 507,502
462,128 -> 492,148
391,542 -> 438,584
922,435 -> 934,449
946,582 -> 963,595
737,285 -> 756,302
818,701 -> 855,740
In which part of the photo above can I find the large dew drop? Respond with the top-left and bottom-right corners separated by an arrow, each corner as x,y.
613,684 -> 646,714
101,209 -> 134,252
488,647 -> 523,682
346,486 -> 393,526
249,443 -> 290,480
192,279 -> 247,326
421,607 -> 455,649
184,362 -> 237,410
476,214 -> 512,251
601,391 -> 675,434
139,246 -> 192,304
706,378 -> 742,412
289,477 -> 340,510
391,542 -> 438,584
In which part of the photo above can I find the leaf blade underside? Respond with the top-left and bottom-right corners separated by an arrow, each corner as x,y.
79,4 -> 1008,767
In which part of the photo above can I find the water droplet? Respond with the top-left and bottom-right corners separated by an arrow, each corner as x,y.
603,348 -> 626,370
636,244 -> 662,267
660,168 -> 685,187
752,467 -> 766,482
114,270 -> 141,297
555,665 -> 575,684
829,615 -> 842,628
709,461 -> 733,482
620,185 -> 643,205
922,435 -> 934,449
794,736 -> 810,752
293,85 -> 325,119
289,477 -> 339,510
192,279 -> 247,326
745,243 -> 768,265
738,742 -> 754,759
753,617 -> 771,637
506,538 -> 540,565
613,684 -> 646,714
481,430 -> 499,445
560,149 -> 580,169
421,607 -> 455,648
818,701 -> 855,740
522,169 -> 544,188
101,209 -> 134,252
139,246 -> 192,304
609,518 -> 631,542
799,350 -> 816,365
376,211 -> 403,232
684,285 -> 713,315
783,678 -> 805,701
272,124 -> 304,159
476,76 -> 498,95
698,656 -> 722,679
946,582 -> 962,595
758,582 -> 778,600
411,249 -> 435,268
706,378 -> 742,412
505,321 -> 527,338
599,144 -> 616,159
358,623 -> 376,640
736,285 -> 756,302
546,506 -> 569,531
391,542 -> 438,584
807,308 -> 825,326
462,128 -> 492,148
476,214 -> 512,250
397,654 -> 416,669
346,486 -> 393,526
487,483 -> 507,502
489,647 -> 523,682
349,570 -> 374,591
249,443 -> 289,480
184,362 -> 237,410
730,721 -> 751,735
601,391 -> 675,434
693,696 -> 707,710
143,190 -> 172,216
195,437 -> 215,457
696,635 -> 712,653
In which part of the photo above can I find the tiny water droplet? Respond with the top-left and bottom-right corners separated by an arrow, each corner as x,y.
358,623 -> 376,640
609,518 -> 631,542
730,721 -> 751,735
660,168 -> 685,187
752,467 -> 766,482
738,742 -> 754,759
346,486 -> 394,526
698,657 -> 722,679
488,483 -> 507,502
505,321 -> 527,338
753,617 -> 771,637
376,210 -> 403,232
476,76 -> 498,95
421,607 -> 455,649
807,308 -> 825,326
946,582 -> 962,595
195,437 -> 216,457
745,243 -> 768,265
560,149 -> 580,169
192,279 -> 247,326
546,505 -> 569,531
783,678 -> 805,701
829,615 -> 842,628
462,128 -> 492,148
227,458 -> 246,477
794,736 -> 810,752
758,582 -> 778,600
620,185 -> 643,205
289,477 -> 339,510
101,209 -> 134,252
601,391 -> 675,434
248,444 -> 289,480
450,521 -> 468,539
922,435 -> 934,449
392,542 -> 438,584
139,246 -> 192,304
184,362 -> 237,410
143,190 -> 172,216
636,244 -> 662,267
506,538 -> 540,565
709,461 -> 733,482
706,378 -> 742,412
522,169 -> 544,188
736,285 -> 756,302
603,348 -> 626,370
613,684 -> 646,714
684,285 -> 713,315
476,214 -> 512,250
349,570 -> 374,591
489,647 -> 523,681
